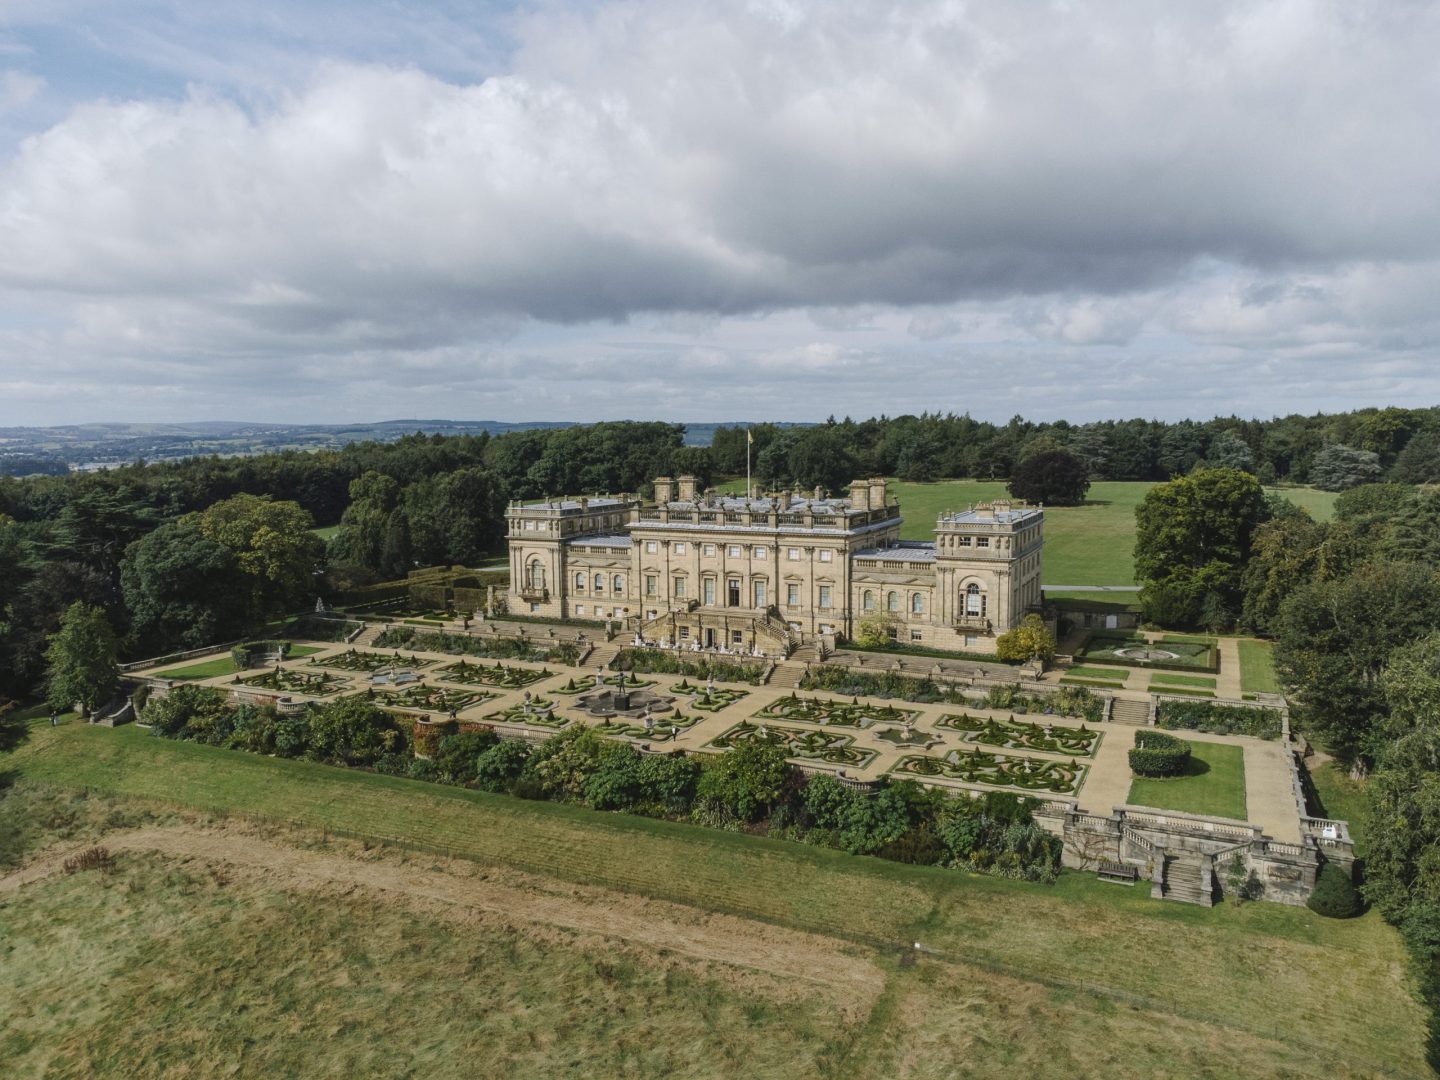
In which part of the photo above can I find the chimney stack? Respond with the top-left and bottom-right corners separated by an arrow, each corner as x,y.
653,476 -> 674,504
849,480 -> 871,511
869,478 -> 887,510
676,474 -> 699,501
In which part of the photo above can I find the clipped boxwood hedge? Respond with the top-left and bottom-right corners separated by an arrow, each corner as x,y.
1156,700 -> 1282,739
1129,730 -> 1191,777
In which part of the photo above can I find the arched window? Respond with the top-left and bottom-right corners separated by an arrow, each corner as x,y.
593,573 -> 604,592
528,559 -> 546,590
862,590 -> 875,611
886,591 -> 899,612
965,582 -> 986,617
574,571 -> 585,591
911,593 -> 924,615
612,574 -> 624,594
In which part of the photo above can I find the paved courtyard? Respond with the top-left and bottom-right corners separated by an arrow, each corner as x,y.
133,631 -> 1301,844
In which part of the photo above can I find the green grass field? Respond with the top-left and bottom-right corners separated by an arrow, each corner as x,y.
1128,744 -> 1248,821
151,656 -> 243,680
1268,486 -> 1340,522
1066,666 -> 1132,681
311,524 -> 342,541
1238,639 -> 1282,695
1307,762 -> 1369,856
1150,674 -> 1218,689
0,721 -> 1426,1076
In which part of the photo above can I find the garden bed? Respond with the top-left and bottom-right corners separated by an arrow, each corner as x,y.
609,648 -> 766,685
434,661 -> 553,689
936,713 -> 1101,757
754,694 -> 921,729
309,649 -> 438,673
707,720 -> 877,768
1155,700 -> 1282,739
1074,632 -> 1219,674
891,748 -> 1086,795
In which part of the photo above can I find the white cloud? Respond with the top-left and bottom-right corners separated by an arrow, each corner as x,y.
1,1 -> 1439,423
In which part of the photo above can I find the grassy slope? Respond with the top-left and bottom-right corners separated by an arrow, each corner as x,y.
1308,762 -> 1370,856
1128,744 -> 1248,821
1269,486 -> 1340,522
0,722 -> 1423,1075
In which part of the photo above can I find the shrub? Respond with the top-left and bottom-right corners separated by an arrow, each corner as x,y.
936,793 -> 1060,882
1129,730 -> 1191,777
1307,863 -> 1364,919
432,729 -> 499,786
612,648 -> 766,685
801,664 -> 967,704
694,739 -> 798,823
142,684 -> 228,740
474,739 -> 531,792
1156,700 -> 1282,739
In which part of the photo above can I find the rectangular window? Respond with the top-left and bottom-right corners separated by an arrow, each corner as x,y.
965,634 -> 978,647
529,602 -> 539,613
958,536 -> 972,546
645,541 -> 658,554
731,630 -> 744,644
753,546 -> 767,560
727,545 -> 741,558
674,542 -> 687,555
818,585 -> 832,609
645,575 -> 657,595
976,537 -> 990,548
703,578 -> 716,605
910,630 -> 923,641
753,581 -> 766,607
679,626 -> 690,639
818,549 -> 832,563
524,520 -> 535,530
575,604 -> 585,615
787,583 -> 799,606
787,548 -> 801,561
673,577 -> 686,598
703,544 -> 716,556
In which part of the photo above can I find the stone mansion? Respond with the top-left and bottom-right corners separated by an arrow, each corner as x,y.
505,476 -> 1044,656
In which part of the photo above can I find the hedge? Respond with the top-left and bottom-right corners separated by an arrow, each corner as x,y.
1129,730 -> 1191,777
1307,863 -> 1363,919
229,640 -> 290,667
1156,700 -> 1282,740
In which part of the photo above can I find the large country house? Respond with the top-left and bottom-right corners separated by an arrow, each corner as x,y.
506,476 -> 1043,656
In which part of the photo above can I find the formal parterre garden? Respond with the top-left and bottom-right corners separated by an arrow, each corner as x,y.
374,685 -> 493,714
609,647 -> 767,685
309,649 -> 437,673
709,720 -> 877,768
935,713 -> 1101,757
433,660 -> 552,689
892,748 -> 1087,795
754,693 -> 921,729
236,669 -> 350,696
374,626 -> 582,666
590,712 -> 703,741
1074,632 -> 1218,673
668,680 -> 749,711
484,698 -> 569,728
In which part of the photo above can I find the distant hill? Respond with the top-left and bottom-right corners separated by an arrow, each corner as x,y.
0,418 -> 809,467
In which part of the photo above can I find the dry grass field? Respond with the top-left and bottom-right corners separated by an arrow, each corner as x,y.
0,724 -> 1426,1078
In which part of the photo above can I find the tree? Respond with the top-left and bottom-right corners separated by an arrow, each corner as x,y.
1238,514 -> 1327,635
1007,449 -> 1090,506
1204,431 -> 1256,473
855,613 -> 899,648
1392,428 -> 1440,484
1133,468 -> 1267,627
196,494 -> 322,615
44,601 -> 119,718
694,739 -> 796,823
120,518 -> 252,655
995,614 -> 1056,662
1310,444 -> 1382,491
1273,562 -> 1440,766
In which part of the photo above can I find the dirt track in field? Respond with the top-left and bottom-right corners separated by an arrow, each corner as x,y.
1,821 -> 885,1017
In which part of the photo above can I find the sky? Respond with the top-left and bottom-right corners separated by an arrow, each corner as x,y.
0,0 -> 1438,427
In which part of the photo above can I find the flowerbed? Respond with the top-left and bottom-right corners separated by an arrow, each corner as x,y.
434,660 -> 552,689
708,721 -> 877,767
754,694 -> 920,729
610,648 -> 766,685
936,713 -> 1100,757
236,669 -> 349,696
310,649 -> 437,673
1156,700 -> 1282,739
891,748 -> 1085,795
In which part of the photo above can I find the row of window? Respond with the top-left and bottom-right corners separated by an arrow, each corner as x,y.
641,540 -> 837,562
574,572 -> 625,593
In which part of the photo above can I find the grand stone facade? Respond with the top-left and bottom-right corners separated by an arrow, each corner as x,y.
507,476 -> 1043,655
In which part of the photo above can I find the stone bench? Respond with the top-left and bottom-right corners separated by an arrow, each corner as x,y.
1098,860 -> 1138,885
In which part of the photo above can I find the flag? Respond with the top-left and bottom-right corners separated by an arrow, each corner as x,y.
747,428 -> 753,445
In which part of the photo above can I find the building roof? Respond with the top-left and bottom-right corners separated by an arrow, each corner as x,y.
939,505 -> 1041,525
663,495 -> 855,514
520,497 -> 628,511
568,534 -> 634,548
852,541 -> 937,562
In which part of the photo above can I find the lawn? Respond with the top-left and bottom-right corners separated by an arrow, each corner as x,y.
311,524 -> 342,541
1150,674 -> 1218,689
0,723 -> 1425,1075
1307,760 -> 1369,856
1128,743 -> 1248,821
1238,638 -> 1282,695
1268,486 -> 1340,521
150,645 -> 325,680
891,479 -> 1151,586
1066,665 -> 1132,681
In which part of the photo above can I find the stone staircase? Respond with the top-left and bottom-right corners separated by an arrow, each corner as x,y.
1109,697 -> 1150,726
353,623 -> 386,648
767,662 -> 808,690
789,643 -> 820,664
1160,855 -> 1214,906
586,643 -> 622,671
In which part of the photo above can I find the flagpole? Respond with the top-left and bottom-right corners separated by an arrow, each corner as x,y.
746,427 -> 752,498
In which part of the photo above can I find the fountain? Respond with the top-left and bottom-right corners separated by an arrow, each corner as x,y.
576,668 -> 677,719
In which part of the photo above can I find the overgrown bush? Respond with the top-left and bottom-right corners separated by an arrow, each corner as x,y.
936,792 -> 1061,882
612,648 -> 766,685
1157,700 -> 1282,739
801,664 -> 967,704
474,739 -> 532,793
1129,730 -> 1191,777
985,682 -> 1103,723
1307,862 -> 1364,919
